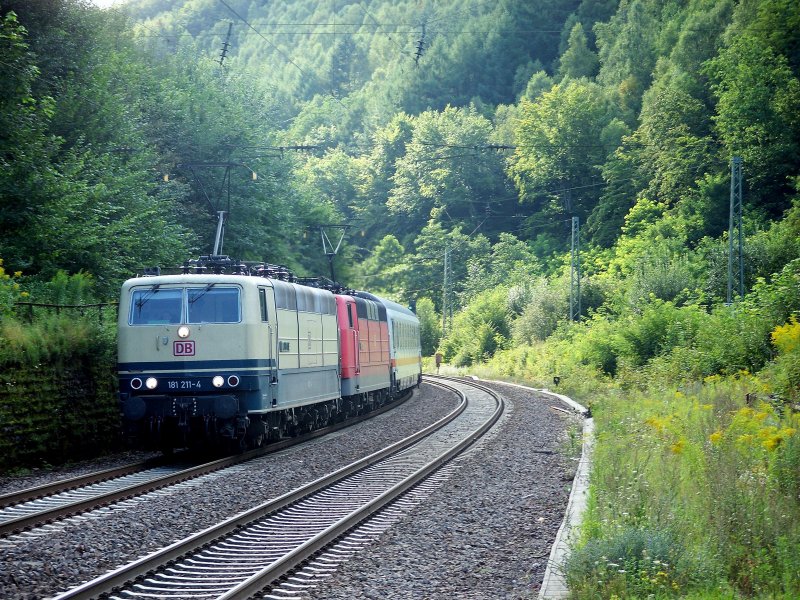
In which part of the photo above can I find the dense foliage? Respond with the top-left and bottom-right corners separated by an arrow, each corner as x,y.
1,0 -> 799,594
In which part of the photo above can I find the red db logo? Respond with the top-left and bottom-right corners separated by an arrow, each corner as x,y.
173,341 -> 195,356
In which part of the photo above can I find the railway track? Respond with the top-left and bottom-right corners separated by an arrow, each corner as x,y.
0,391 -> 412,539
51,376 -> 503,600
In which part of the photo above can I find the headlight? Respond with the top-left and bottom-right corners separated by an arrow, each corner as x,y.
177,326 -> 190,339
227,375 -> 240,387
145,377 -> 158,390
130,378 -> 143,390
212,375 -> 224,388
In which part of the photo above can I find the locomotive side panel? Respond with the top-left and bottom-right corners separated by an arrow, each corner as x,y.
273,283 -> 340,408
351,297 -> 391,395
336,295 -> 359,396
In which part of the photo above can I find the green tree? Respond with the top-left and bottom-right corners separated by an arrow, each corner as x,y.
461,233 -> 540,302
404,221 -> 491,312
440,286 -> 511,366
706,33 -> 800,217
357,234 -> 407,295
387,105 -> 511,238
0,10 -> 58,271
509,80 -> 617,236
558,22 -> 599,80
416,297 -> 440,356
595,0 -> 661,115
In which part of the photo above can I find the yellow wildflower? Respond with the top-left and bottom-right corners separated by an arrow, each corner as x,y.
670,438 -> 685,454
771,317 -> 800,355
758,426 -> 778,440
709,431 -> 723,444
645,415 -> 672,433
13,271 -> 21,277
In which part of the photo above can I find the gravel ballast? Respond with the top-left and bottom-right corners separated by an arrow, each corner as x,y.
309,379 -> 583,599
0,380 -> 582,599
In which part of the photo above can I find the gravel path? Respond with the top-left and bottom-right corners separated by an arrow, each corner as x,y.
0,380 -> 582,599
308,379 -> 583,599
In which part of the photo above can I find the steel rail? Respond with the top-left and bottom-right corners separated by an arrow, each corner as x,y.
0,460 -> 162,509
52,380 -> 479,600
54,381 -> 503,600
222,377 -> 504,600
0,390 -> 413,538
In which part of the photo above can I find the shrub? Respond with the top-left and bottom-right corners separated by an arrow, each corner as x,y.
510,277 -> 567,345
764,316 -> 800,403
565,526 -> 722,599
441,286 -> 511,366
0,258 -> 26,318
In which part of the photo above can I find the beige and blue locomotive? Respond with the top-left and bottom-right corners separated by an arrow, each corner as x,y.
118,259 -> 421,450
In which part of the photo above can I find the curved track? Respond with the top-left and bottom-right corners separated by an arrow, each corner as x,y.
52,376 -> 503,600
0,391 -> 412,539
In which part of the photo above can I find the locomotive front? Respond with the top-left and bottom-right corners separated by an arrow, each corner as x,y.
117,273 -> 272,450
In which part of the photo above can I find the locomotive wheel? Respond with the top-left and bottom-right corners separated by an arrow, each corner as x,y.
246,419 -> 267,449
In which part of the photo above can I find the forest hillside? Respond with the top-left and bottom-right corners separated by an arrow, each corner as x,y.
1,0 -> 799,597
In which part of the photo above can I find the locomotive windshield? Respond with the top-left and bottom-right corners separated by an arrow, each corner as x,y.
129,285 -> 241,325
187,286 -> 240,323
130,288 -> 182,325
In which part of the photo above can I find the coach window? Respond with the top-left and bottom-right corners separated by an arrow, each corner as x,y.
347,303 -> 354,328
259,288 -> 268,322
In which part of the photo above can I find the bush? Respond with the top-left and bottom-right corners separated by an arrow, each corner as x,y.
565,526 -> 723,599
510,277 -> 567,345
0,271 -> 120,472
575,376 -> 800,599
440,286 -> 511,366
0,258 -> 26,318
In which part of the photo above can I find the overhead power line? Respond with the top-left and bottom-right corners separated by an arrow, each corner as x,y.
217,22 -> 234,66
217,0 -> 317,87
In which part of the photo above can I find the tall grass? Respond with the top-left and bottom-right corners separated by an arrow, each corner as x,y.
0,312 -> 115,368
565,376 -> 800,598
468,295 -> 800,597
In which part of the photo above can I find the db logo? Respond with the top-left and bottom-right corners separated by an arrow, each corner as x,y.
173,341 -> 196,356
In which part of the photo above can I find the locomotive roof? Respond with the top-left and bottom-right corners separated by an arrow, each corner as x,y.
121,273 -> 335,296
355,290 -> 416,317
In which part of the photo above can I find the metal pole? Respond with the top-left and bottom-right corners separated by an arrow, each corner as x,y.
570,216 -> 581,321
727,156 -> 743,304
328,255 -> 336,282
212,211 -> 227,256
442,246 -> 450,337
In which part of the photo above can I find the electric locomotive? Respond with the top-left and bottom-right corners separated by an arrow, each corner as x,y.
118,256 -> 421,451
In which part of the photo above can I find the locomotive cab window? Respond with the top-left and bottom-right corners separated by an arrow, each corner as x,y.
187,286 -> 241,323
130,288 -> 182,325
259,288 -> 268,322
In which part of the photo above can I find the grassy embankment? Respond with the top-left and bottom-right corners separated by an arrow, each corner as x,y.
432,290 -> 800,598
0,266 -> 120,473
